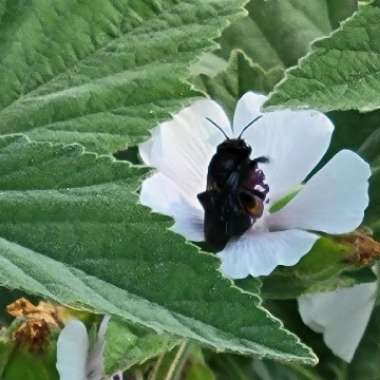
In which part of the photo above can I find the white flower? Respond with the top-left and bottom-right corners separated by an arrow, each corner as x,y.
298,279 -> 377,362
139,92 -> 370,278
56,316 -> 120,380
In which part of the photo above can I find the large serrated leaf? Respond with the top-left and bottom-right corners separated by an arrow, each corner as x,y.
218,0 -> 356,70
265,4 -> 380,112
0,0 -> 246,154
0,135 -> 316,364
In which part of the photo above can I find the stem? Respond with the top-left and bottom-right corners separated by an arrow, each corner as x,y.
148,351 -> 166,380
134,368 -> 144,380
164,340 -> 188,380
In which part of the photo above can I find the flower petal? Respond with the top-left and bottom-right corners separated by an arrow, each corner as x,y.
268,150 -> 371,234
233,92 -> 266,136
233,92 -> 334,202
140,172 -> 204,241
298,281 -> 377,362
87,316 -> 110,380
139,99 -> 231,206
57,320 -> 89,380
218,229 -> 318,278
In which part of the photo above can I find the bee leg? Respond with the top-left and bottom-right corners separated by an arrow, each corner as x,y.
251,156 -> 270,166
253,189 -> 267,200
197,190 -> 217,209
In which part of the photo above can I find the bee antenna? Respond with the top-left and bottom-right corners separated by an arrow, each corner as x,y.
205,117 -> 230,140
238,115 -> 263,139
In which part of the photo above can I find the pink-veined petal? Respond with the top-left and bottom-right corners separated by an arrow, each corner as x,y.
298,281 -> 377,362
268,150 -> 371,234
140,172 -> 204,241
218,229 -> 318,278
233,92 -> 334,202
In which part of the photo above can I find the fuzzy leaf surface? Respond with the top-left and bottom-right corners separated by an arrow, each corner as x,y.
219,0 -> 356,69
104,320 -> 178,375
265,5 -> 380,112
0,0 -> 246,153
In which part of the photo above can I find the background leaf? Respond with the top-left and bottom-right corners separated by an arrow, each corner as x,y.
359,129 -> 380,239
193,50 -> 283,117
104,319 -> 178,375
0,134 -> 316,364
208,352 -> 322,380
218,0 -> 357,70
265,4 -> 380,112
257,237 -> 376,300
0,0 -> 246,154
345,303 -> 380,379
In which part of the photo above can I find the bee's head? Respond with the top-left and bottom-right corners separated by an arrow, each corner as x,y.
205,115 -> 263,149
216,138 -> 252,156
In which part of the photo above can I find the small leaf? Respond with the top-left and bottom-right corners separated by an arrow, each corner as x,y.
0,135 -> 316,364
265,4 -> 380,112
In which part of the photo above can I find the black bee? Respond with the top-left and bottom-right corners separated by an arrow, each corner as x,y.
197,116 -> 269,250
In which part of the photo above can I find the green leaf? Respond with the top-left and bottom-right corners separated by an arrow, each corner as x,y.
265,4 -> 380,112
147,340 -> 191,380
261,300 -> 345,380
0,338 -> 15,379
104,319 -> 178,375
0,135 -> 316,364
184,346 -> 215,380
190,52 -> 228,78
325,110 -> 380,163
185,363 -> 215,380
218,0 -> 357,70
194,50 -> 283,117
0,329 -> 59,380
243,237 -> 377,300
0,0 -> 246,154
208,353 -> 322,380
